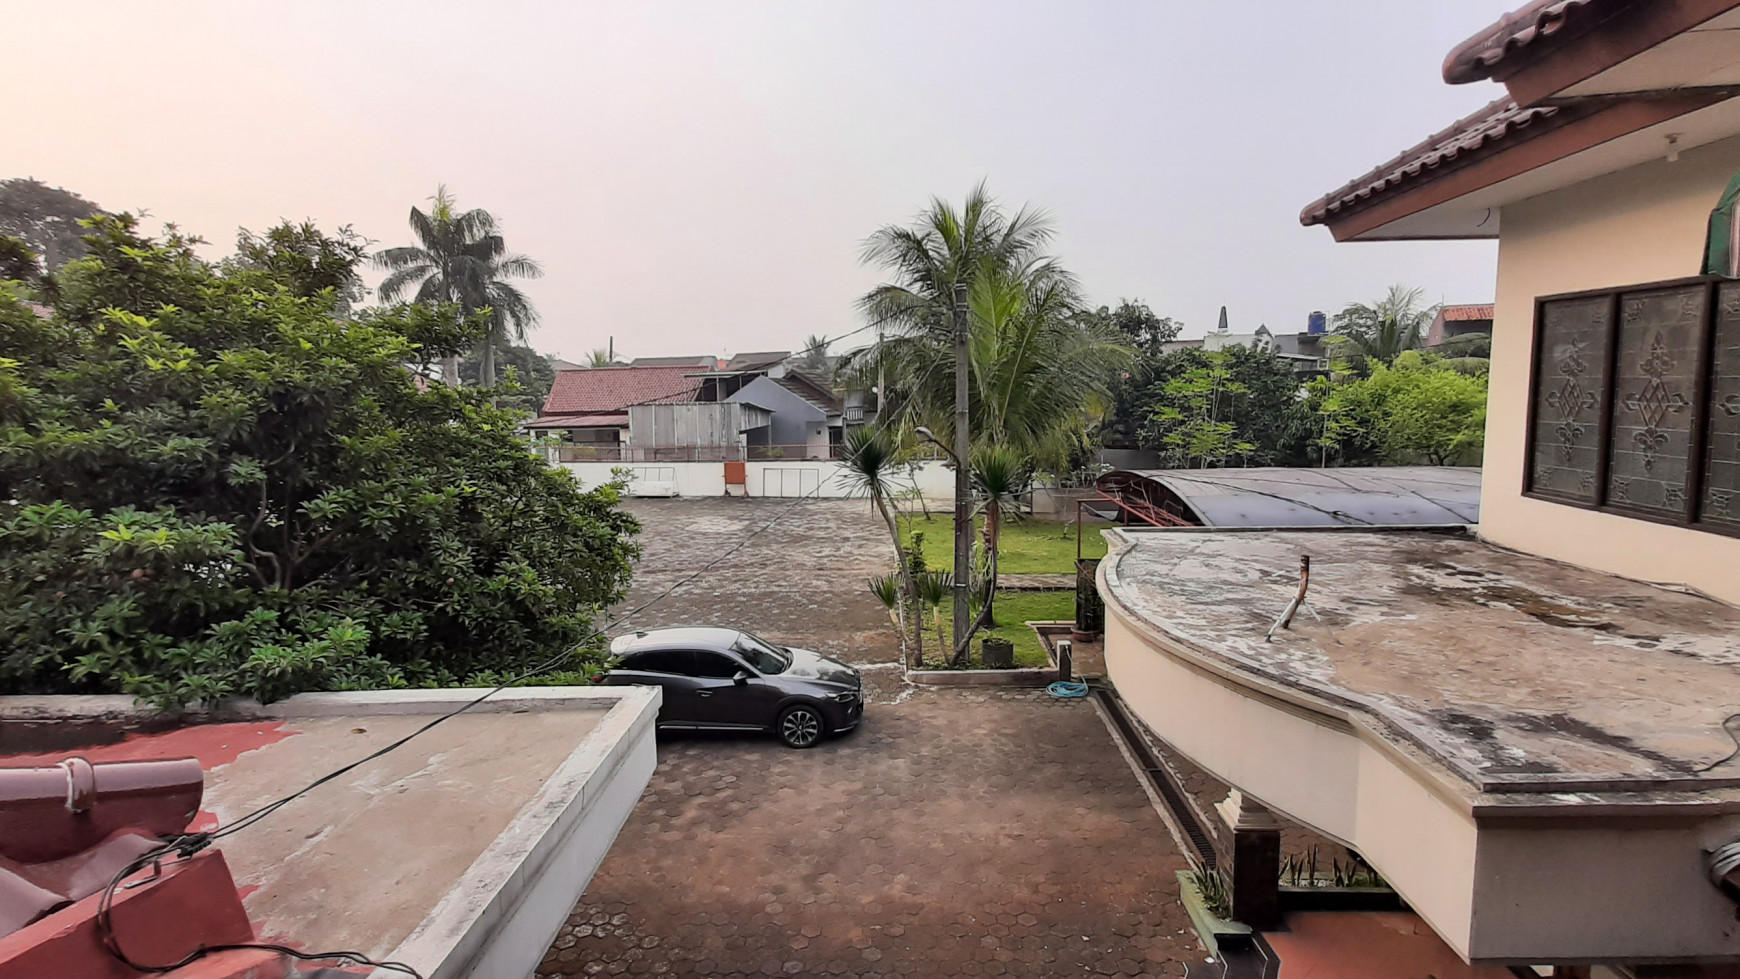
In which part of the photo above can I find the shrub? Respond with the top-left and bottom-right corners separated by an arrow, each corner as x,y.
0,218 -> 639,708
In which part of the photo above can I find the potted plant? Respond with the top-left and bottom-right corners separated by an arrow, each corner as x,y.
981,636 -> 1015,669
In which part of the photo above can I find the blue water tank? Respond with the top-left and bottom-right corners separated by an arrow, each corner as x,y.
1308,311 -> 1327,335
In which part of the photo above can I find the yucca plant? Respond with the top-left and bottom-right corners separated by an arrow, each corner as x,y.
841,427 -> 922,666
867,574 -> 904,639
915,571 -> 953,649
946,444 -> 1034,665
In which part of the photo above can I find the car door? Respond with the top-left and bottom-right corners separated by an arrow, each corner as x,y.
610,649 -> 705,724
687,650 -> 777,728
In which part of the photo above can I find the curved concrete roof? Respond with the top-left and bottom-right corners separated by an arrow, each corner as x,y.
1104,466 -> 1481,528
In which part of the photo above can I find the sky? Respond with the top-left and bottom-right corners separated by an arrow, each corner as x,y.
7,1 -> 1518,360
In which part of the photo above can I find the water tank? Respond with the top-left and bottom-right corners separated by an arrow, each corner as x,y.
1308,310 -> 1327,335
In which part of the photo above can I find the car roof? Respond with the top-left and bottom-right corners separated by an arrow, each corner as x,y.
613,627 -> 741,653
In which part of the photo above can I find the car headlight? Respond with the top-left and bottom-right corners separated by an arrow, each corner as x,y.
827,690 -> 858,703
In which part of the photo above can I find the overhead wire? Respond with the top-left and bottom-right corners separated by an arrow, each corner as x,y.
96,480 -> 835,977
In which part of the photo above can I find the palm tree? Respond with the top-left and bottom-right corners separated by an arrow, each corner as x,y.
838,426 -> 923,666
968,445 -> 1034,634
585,348 -> 620,368
375,185 -> 544,388
795,334 -> 831,378
1328,285 -> 1440,371
843,183 -> 1131,469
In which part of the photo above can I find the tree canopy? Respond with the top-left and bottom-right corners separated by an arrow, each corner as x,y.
0,217 -> 637,708
0,178 -> 105,274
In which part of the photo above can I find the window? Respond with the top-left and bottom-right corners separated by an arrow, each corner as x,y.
1525,276 -> 1740,536
690,651 -> 744,679
620,649 -> 692,675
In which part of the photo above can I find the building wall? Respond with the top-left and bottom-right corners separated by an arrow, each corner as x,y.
1486,132 -> 1740,604
557,458 -> 955,501
728,376 -> 824,448
626,403 -> 744,449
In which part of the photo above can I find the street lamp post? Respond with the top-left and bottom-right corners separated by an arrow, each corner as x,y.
950,281 -> 972,663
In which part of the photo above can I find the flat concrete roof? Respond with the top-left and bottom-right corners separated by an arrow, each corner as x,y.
0,686 -> 659,971
1101,528 -> 1740,801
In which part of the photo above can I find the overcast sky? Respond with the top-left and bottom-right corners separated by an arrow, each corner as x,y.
8,1 -> 1516,359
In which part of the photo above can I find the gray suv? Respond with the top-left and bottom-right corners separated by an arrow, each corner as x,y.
602,628 -> 864,748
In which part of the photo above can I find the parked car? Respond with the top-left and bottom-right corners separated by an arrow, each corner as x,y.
601,627 -> 863,748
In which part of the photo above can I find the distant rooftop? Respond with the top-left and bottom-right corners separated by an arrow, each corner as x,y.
1099,467 -> 1482,528
541,364 -> 702,416
630,355 -> 717,368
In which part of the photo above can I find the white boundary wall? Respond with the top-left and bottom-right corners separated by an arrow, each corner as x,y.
556,459 -> 954,501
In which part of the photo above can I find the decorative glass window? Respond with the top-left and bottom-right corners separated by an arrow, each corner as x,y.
1525,276 -> 1739,537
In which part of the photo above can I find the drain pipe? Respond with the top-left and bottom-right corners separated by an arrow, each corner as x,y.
1265,556 -> 1311,643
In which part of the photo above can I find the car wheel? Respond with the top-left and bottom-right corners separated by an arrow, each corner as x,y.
777,705 -> 824,749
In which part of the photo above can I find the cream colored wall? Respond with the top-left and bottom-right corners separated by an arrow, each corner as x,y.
1484,133 -> 1740,604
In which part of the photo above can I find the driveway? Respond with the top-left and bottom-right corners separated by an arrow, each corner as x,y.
539,690 -> 1196,978
545,498 -> 1198,977
611,498 -> 908,699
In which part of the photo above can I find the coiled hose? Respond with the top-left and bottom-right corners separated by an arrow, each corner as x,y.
1047,680 -> 1089,699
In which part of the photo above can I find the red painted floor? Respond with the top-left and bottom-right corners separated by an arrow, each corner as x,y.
1267,912 -> 1513,979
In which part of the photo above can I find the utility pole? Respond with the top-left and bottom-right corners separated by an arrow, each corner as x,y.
952,280 -> 972,661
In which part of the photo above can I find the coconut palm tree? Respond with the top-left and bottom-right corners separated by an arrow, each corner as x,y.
795,334 -> 831,378
1328,285 -> 1440,371
839,426 -> 923,666
375,185 -> 544,388
585,348 -> 620,368
845,184 -> 1130,469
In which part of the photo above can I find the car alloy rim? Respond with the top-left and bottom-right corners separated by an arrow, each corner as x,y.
783,709 -> 820,746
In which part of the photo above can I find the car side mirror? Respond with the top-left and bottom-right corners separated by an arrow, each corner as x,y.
733,671 -> 751,686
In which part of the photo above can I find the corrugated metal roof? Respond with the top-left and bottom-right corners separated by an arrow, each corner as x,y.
1104,467 -> 1481,528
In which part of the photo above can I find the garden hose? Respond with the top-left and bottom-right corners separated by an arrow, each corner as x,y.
1047,679 -> 1089,699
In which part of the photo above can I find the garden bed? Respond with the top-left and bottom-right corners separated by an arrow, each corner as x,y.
898,515 -> 1105,575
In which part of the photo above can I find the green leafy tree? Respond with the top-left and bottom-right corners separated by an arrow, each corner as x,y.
1313,355 -> 1487,466
1137,347 -> 1312,467
0,215 -> 638,708
1328,284 -> 1440,371
459,341 -> 557,415
374,185 -> 543,389
0,178 -> 105,272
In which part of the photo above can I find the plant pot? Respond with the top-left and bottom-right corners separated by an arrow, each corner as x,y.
981,637 -> 1015,669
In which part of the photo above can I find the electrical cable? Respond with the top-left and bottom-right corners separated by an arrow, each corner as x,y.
95,483 -> 833,976
1694,713 -> 1740,773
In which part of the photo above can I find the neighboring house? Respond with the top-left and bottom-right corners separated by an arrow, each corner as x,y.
546,355 -> 585,371
526,356 -> 852,460
1101,3 -> 1740,975
1424,303 -> 1495,347
1164,309 -> 1330,377
524,365 -> 702,446
630,354 -> 717,368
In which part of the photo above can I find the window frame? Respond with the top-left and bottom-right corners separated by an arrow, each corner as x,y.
1522,273 -> 1738,538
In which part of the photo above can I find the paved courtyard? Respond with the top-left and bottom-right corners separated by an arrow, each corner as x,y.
538,499 -> 1199,978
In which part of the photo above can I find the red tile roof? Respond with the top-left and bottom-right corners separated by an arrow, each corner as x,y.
540,366 -> 701,416
1441,0 -> 1608,85
1442,303 -> 1495,321
1299,98 -> 1564,228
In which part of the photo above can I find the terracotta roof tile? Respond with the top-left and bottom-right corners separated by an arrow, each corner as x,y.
1299,97 -> 1565,228
1443,303 -> 1495,321
1442,0 -> 1609,85
540,366 -> 701,416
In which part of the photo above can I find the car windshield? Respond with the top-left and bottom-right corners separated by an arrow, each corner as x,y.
732,633 -> 790,674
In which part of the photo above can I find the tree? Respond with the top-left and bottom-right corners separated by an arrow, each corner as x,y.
839,427 -> 923,667
458,341 -> 558,415
845,183 -> 1131,469
0,178 -> 105,272
1328,284 -> 1440,371
1077,299 -> 1180,358
795,334 -> 831,378
1136,347 -> 1313,467
374,185 -> 543,388
967,445 -> 1033,652
584,348 -> 620,368
228,221 -> 369,316
1315,356 -> 1487,466
0,215 -> 639,708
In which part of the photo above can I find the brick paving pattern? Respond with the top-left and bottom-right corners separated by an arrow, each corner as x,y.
539,689 -> 1198,978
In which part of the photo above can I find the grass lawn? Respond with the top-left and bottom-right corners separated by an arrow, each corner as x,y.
898,514 -> 1106,575
911,590 -> 1074,669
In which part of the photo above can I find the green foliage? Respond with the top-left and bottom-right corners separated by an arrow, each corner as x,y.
1137,347 -> 1312,467
904,530 -> 928,574
458,341 -> 557,414
843,182 -> 1132,472
1074,298 -> 1180,358
375,185 -> 544,388
1312,358 -> 1488,466
1327,284 -> 1439,371
900,514 -> 1103,574
1185,865 -> 1233,920
0,216 -> 639,708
